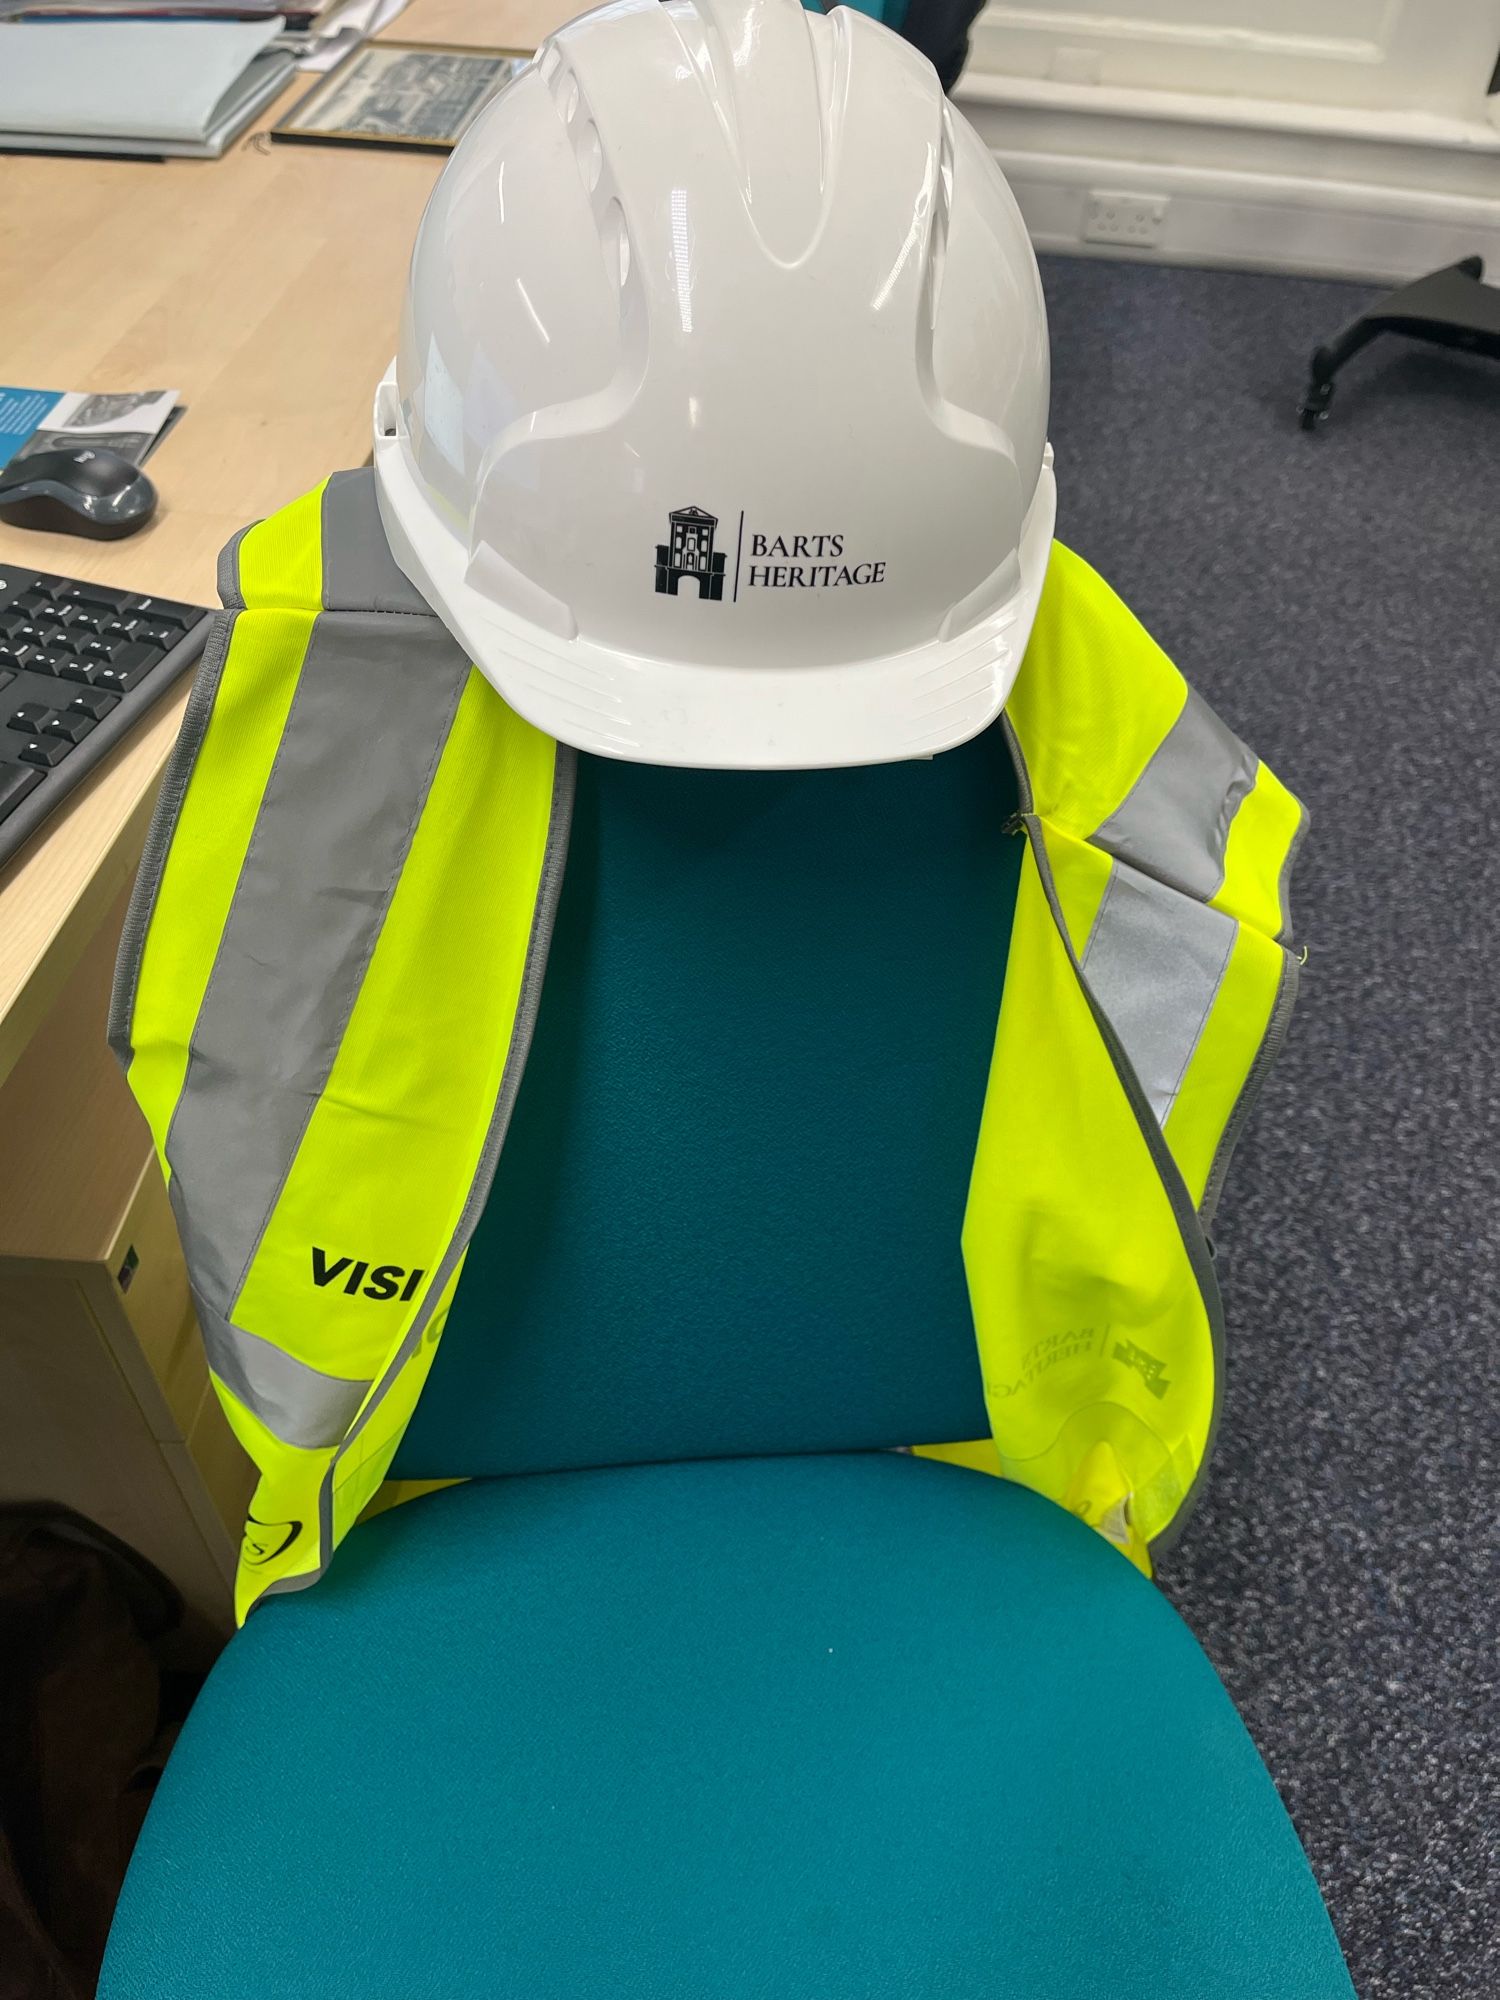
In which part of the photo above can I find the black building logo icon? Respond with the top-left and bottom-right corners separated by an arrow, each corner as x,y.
655,505 -> 726,600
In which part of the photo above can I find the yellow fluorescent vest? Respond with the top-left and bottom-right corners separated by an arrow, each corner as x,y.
110,473 -> 1305,1621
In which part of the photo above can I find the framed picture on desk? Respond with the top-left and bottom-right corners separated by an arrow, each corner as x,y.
271,42 -> 529,153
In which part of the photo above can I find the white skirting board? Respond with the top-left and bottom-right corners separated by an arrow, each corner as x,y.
955,75 -> 1500,284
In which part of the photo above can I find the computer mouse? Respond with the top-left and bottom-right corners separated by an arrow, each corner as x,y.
0,445 -> 158,541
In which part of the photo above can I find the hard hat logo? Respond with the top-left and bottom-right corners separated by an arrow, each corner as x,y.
655,507 -> 726,602
653,505 -> 892,607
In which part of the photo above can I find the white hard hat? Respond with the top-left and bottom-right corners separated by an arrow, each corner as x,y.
373,0 -> 1054,770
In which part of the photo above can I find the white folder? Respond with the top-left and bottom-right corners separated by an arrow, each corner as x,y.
0,20 -> 294,157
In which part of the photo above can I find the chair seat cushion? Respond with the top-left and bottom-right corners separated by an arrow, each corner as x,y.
100,1454 -> 1352,1999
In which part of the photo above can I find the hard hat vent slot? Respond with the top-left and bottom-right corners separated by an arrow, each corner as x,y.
604,198 -> 631,289
374,374 -> 401,441
924,107 -> 956,334
546,54 -> 606,209
542,48 -> 581,127
577,118 -> 603,192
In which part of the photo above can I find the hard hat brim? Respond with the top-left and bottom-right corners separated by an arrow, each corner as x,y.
375,388 -> 1055,771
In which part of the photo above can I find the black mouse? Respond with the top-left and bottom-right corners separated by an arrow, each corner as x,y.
0,445 -> 158,541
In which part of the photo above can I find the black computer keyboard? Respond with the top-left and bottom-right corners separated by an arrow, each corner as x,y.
0,563 -> 211,871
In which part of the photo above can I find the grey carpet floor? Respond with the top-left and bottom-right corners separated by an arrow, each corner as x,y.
1038,255 -> 1499,2000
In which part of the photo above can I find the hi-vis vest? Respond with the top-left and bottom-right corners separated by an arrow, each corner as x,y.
110,472 -> 1305,1623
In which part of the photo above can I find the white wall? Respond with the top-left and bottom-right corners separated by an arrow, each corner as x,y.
956,0 -> 1500,281
967,0 -> 1500,115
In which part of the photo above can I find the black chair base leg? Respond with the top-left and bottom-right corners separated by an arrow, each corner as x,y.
1298,255 -> 1500,429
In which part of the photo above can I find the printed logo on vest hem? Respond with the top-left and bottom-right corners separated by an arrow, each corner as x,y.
311,1247 -> 425,1301
242,1516 -> 301,1566
1113,1339 -> 1171,1400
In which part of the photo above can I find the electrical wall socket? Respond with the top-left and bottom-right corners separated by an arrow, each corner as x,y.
1083,191 -> 1169,247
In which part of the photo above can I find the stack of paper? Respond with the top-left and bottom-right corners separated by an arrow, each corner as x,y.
287,0 -> 408,72
0,0 -> 336,26
0,19 -> 296,156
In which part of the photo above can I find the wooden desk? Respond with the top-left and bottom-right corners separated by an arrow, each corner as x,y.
0,0 -> 573,1086
0,0 -> 572,1638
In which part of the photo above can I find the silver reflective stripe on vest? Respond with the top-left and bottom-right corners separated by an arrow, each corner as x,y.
163,609 -> 473,1322
108,606 -> 240,1072
303,740 -> 578,1584
322,469 -> 431,615
195,1294 -> 370,1450
1092,687 -> 1257,902
1081,861 -> 1237,1126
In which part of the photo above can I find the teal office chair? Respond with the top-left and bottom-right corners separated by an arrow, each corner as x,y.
100,734 -> 1353,1997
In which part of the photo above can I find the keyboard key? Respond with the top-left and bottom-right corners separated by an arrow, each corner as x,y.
67,689 -> 120,721
0,764 -> 44,822
11,623 -> 44,648
18,736 -> 70,768
0,644 -> 42,674
133,622 -> 179,651
56,658 -> 96,684
100,617 -> 142,641
56,579 -> 135,609
44,713 -> 94,746
92,644 -> 160,695
67,609 -> 105,636
131,597 -> 196,631
33,604 -> 75,629
8,702 -> 53,734
79,636 -> 122,663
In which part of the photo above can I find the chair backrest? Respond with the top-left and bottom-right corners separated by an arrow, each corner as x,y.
390,722 -> 1022,1480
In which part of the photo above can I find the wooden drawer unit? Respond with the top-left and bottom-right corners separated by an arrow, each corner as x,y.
0,885 -> 252,1651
